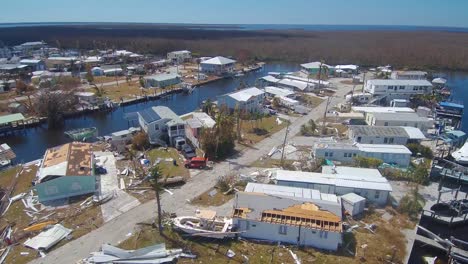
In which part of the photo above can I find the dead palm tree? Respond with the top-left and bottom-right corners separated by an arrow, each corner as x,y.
149,165 -> 164,234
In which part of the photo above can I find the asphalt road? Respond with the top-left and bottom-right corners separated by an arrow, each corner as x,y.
30,81 -> 353,264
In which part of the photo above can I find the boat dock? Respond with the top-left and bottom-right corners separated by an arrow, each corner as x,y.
415,225 -> 468,263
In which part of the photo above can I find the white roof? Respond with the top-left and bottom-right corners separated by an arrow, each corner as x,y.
278,96 -> 298,104
264,86 -> 294,97
452,141 -> 468,162
20,59 -> 42,64
356,143 -> 412,154
394,70 -> 427,75
321,166 -> 383,178
284,75 -> 330,86
300,61 -> 333,69
352,106 -> 415,114
168,50 -> 191,55
261,75 -> 280,83
112,129 -> 132,137
115,50 -> 133,56
201,56 -> 236,65
341,193 -> 366,204
432,77 -> 447,84
274,170 -> 392,192
228,87 -> 264,102
334,65 -> 358,70
278,79 -> 308,90
243,183 -> 342,217
190,112 -> 215,128
401,126 -> 426,139
103,68 -> 123,73
84,56 -> 102,63
47,56 -> 78,62
366,79 -> 432,86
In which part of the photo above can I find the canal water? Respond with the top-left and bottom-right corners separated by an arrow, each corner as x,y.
3,63 -> 300,162
3,66 -> 468,163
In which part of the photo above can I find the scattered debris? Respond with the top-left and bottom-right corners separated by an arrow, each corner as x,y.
226,249 -> 236,258
20,252 -> 29,256
289,249 -> 301,264
23,220 -> 57,232
24,224 -> 72,252
0,246 -> 11,264
87,243 -> 194,263
163,188 -> 174,195
208,189 -> 218,197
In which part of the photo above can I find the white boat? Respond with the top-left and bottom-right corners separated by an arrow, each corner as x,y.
172,210 -> 235,239
452,141 -> 468,165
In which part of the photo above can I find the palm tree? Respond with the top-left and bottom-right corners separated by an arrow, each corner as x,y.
149,165 -> 164,234
91,84 -> 106,98
201,99 -> 215,116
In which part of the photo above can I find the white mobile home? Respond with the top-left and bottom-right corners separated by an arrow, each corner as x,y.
365,112 -> 433,132
263,86 -> 295,98
233,183 -> 343,251
364,79 -> 432,97
313,142 -> 412,167
217,87 -> 265,113
348,125 -> 425,145
390,71 -> 427,80
274,168 -> 392,205
144,73 -> 181,88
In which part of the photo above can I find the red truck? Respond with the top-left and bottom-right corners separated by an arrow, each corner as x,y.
184,157 -> 208,169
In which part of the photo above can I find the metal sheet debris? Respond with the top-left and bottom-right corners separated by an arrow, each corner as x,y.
87,243 -> 194,263
24,224 -> 72,251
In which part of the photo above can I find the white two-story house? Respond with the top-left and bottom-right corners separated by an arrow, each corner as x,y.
137,106 -> 185,146
364,79 -> 432,102
200,56 -> 236,76
217,87 -> 265,113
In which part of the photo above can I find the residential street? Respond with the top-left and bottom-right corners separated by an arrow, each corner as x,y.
30,82 -> 353,264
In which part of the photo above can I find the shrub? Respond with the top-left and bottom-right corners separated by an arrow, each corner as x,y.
407,143 -> 433,159
354,156 -> 383,168
132,132 -> 150,150
398,188 -> 424,220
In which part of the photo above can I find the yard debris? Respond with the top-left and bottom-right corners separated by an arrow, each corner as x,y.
87,243 -> 194,263
226,249 -> 236,258
163,188 -> 174,195
0,246 -> 11,264
289,249 -> 301,264
23,220 -> 57,232
360,221 -> 377,234
24,224 -> 72,252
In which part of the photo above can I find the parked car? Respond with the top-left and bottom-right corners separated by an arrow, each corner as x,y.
182,144 -> 196,159
95,166 -> 107,174
174,137 -> 186,150
184,157 -> 207,169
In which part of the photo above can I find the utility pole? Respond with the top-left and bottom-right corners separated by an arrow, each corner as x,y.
350,84 -> 356,106
362,72 -> 366,93
280,121 -> 290,167
321,96 -> 332,135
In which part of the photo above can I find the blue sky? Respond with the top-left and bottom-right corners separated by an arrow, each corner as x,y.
2,0 -> 468,28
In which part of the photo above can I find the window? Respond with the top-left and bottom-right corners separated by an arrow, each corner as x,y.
384,122 -> 388,126
170,126 -> 177,131
325,152 -> 329,157
389,138 -> 394,144
178,125 -> 184,130
375,190 -> 380,199
357,136 -> 362,143
399,86 -> 405,90
353,153 -> 357,157
329,152 -> 334,157
154,124 -> 159,131
279,225 -> 287,235
384,138 -> 388,144
344,153 -> 348,158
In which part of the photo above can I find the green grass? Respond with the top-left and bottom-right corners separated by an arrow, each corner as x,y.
146,148 -> 190,178
239,116 -> 287,144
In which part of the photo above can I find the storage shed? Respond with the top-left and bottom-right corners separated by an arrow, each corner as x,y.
341,193 -> 366,216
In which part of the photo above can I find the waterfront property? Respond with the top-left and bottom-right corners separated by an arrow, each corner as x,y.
75,92 -> 99,106
144,73 -> 181,88
183,112 -> 216,148
435,101 -> 464,130
390,70 -> 427,80
313,142 -> 412,167
0,143 -> 16,164
351,106 -> 415,115
19,59 -> 46,71
334,65 -> 359,76
438,130 -> 467,148
274,167 -> 392,205
233,182 -> 343,251
200,56 -> 236,76
137,106 -> 185,146
365,112 -> 433,132
34,142 -> 96,202
217,87 -> 265,113
300,61 -> 334,75
167,50 -> 192,64
364,79 -> 433,98
348,125 -> 426,145
263,86 -> 296,99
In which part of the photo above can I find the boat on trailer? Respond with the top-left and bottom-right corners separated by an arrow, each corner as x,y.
172,210 -> 235,239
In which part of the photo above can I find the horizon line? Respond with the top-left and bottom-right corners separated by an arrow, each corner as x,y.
0,21 -> 468,30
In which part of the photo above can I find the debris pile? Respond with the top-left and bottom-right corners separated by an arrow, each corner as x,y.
24,224 -> 72,252
87,243 -> 196,263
